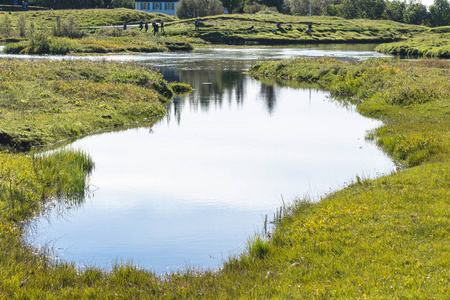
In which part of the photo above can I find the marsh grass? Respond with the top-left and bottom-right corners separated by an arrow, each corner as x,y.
0,149 -> 93,222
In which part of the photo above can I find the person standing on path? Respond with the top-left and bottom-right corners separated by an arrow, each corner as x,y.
195,18 -> 199,32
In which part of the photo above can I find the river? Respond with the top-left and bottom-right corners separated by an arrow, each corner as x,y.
15,45 -> 396,273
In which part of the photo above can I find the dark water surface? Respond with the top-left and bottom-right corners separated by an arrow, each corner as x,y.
23,46 -> 395,273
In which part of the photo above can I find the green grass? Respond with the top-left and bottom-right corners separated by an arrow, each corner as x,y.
0,59 -> 175,150
4,34 -> 193,54
164,13 -> 427,45
375,26 -> 450,58
1,57 -> 450,297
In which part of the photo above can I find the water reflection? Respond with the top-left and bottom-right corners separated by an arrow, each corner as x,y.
25,46 -> 395,274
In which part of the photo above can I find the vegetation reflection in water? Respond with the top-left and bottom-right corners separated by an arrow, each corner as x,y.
26,47 -> 395,274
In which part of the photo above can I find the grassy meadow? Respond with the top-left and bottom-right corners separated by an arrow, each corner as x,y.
1,53 -> 449,297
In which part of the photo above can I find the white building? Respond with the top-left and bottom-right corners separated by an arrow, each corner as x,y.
135,0 -> 180,15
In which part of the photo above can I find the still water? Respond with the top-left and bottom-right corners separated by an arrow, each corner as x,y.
25,46 -> 395,273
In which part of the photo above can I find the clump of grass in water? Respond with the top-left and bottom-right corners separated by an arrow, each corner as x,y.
169,82 -> 194,95
0,149 -> 94,222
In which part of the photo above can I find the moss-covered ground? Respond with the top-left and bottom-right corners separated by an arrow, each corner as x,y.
0,53 -> 449,297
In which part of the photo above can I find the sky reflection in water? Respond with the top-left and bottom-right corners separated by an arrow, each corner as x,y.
26,47 -> 395,273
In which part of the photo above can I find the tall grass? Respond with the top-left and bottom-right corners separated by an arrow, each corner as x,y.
0,149 -> 93,222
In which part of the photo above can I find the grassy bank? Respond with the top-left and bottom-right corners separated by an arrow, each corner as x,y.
165,13 -> 426,45
1,56 -> 449,297
0,59 -> 174,150
375,26 -> 450,58
3,33 -> 193,54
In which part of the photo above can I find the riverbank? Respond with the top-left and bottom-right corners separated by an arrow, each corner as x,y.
1,9 -> 430,54
375,26 -> 450,58
1,55 -> 449,297
0,59 -> 177,150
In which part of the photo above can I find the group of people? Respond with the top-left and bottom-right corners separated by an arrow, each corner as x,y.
13,0 -> 28,10
139,20 -> 165,35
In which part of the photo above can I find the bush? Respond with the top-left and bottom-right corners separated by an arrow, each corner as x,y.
49,38 -> 80,54
3,41 -> 27,54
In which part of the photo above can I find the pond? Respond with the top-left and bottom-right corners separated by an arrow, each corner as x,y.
23,45 -> 396,274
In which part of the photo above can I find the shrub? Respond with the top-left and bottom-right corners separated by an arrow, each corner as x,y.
49,38 -> 80,54
3,42 -> 27,54
1,13 -> 12,37
17,14 -> 27,37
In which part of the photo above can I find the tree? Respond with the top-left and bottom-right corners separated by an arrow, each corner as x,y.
1,14 -> 12,38
221,0 -> 243,12
287,0 -> 336,16
384,0 -> 406,22
176,0 -> 224,18
261,0 -> 284,11
32,0 -> 133,9
429,0 -> 450,26
17,14 -> 27,37
340,0 -> 385,19
404,1 -> 428,24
